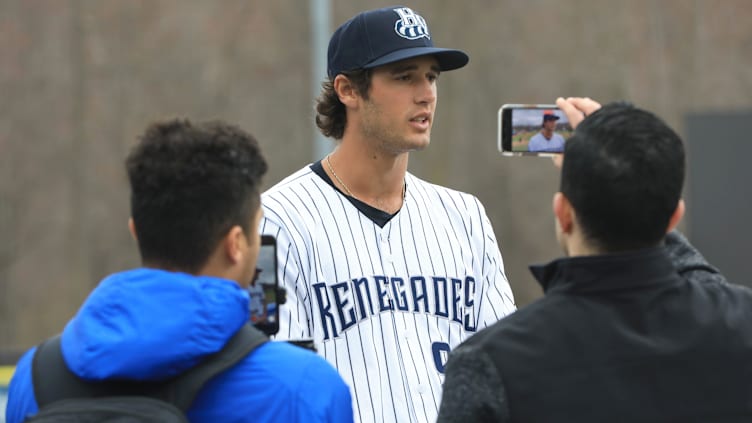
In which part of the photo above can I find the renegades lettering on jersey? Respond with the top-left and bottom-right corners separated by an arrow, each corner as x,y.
313,275 -> 477,340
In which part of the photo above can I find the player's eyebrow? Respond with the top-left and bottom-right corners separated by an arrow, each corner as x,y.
388,63 -> 441,75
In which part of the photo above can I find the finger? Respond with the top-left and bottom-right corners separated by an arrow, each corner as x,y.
569,97 -> 602,116
556,97 -> 586,129
551,154 -> 563,169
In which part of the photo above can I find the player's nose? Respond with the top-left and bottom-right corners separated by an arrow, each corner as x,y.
415,78 -> 436,105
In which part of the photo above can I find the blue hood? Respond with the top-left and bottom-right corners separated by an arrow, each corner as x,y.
60,268 -> 249,381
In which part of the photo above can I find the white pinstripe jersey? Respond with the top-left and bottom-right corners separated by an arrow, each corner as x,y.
260,163 -> 516,423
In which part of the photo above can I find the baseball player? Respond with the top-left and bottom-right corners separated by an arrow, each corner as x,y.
261,6 -> 516,423
528,110 -> 566,153
247,269 -> 268,323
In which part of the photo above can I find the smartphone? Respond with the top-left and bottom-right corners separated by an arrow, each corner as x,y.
248,235 -> 279,336
497,104 -> 573,156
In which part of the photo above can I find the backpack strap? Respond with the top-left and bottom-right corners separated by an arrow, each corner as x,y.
32,334 -> 81,406
32,335 -> 156,406
32,323 -> 268,411
160,323 -> 268,410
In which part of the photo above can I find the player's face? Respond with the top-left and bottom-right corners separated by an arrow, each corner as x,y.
543,119 -> 557,131
358,56 -> 439,153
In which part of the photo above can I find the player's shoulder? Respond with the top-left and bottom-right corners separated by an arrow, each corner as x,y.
407,172 -> 486,213
407,172 -> 478,199
262,165 -> 318,198
261,165 -> 332,234
262,164 -> 333,211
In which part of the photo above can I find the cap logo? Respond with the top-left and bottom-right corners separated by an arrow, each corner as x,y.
393,7 -> 430,40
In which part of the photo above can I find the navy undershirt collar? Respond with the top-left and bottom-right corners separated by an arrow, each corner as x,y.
310,161 -> 398,228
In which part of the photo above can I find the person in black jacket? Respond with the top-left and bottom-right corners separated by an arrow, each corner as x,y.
437,97 -> 752,423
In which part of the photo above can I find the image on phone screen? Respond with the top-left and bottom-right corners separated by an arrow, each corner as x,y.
248,235 -> 279,336
498,104 -> 573,156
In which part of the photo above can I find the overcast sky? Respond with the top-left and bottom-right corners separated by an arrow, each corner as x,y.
512,108 -> 570,126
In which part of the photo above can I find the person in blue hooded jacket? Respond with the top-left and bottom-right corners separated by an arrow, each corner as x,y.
6,119 -> 354,423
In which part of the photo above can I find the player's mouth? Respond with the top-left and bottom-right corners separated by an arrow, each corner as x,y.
409,114 -> 431,131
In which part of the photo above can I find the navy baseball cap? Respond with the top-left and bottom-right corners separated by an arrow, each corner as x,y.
543,110 -> 561,121
327,6 -> 469,78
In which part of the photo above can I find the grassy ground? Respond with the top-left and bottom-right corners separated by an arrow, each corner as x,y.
1,366 -> 12,423
0,366 -> 12,387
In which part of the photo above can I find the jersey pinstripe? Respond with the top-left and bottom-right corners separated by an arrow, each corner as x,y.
260,164 -> 516,423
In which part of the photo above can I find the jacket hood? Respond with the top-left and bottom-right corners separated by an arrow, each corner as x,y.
61,268 -> 250,381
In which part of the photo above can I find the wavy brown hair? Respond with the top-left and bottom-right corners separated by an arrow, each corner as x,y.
315,69 -> 373,139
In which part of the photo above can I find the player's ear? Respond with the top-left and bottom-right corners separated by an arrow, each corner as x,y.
666,199 -> 685,233
553,192 -> 574,234
334,74 -> 359,108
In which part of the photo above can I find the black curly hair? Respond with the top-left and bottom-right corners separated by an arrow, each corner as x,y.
126,119 -> 268,273
561,102 -> 685,252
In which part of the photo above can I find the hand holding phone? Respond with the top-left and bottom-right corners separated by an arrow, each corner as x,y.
497,104 -> 573,157
550,97 -> 604,168
555,97 -> 602,129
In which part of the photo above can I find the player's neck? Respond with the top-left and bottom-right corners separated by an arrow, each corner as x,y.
542,128 -> 554,139
326,144 -> 407,213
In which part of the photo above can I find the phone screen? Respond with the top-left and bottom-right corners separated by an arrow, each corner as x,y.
248,235 -> 279,336
498,104 -> 573,156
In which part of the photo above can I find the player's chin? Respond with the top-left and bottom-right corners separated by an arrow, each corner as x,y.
387,133 -> 430,153
406,134 -> 431,151
400,142 -> 429,153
